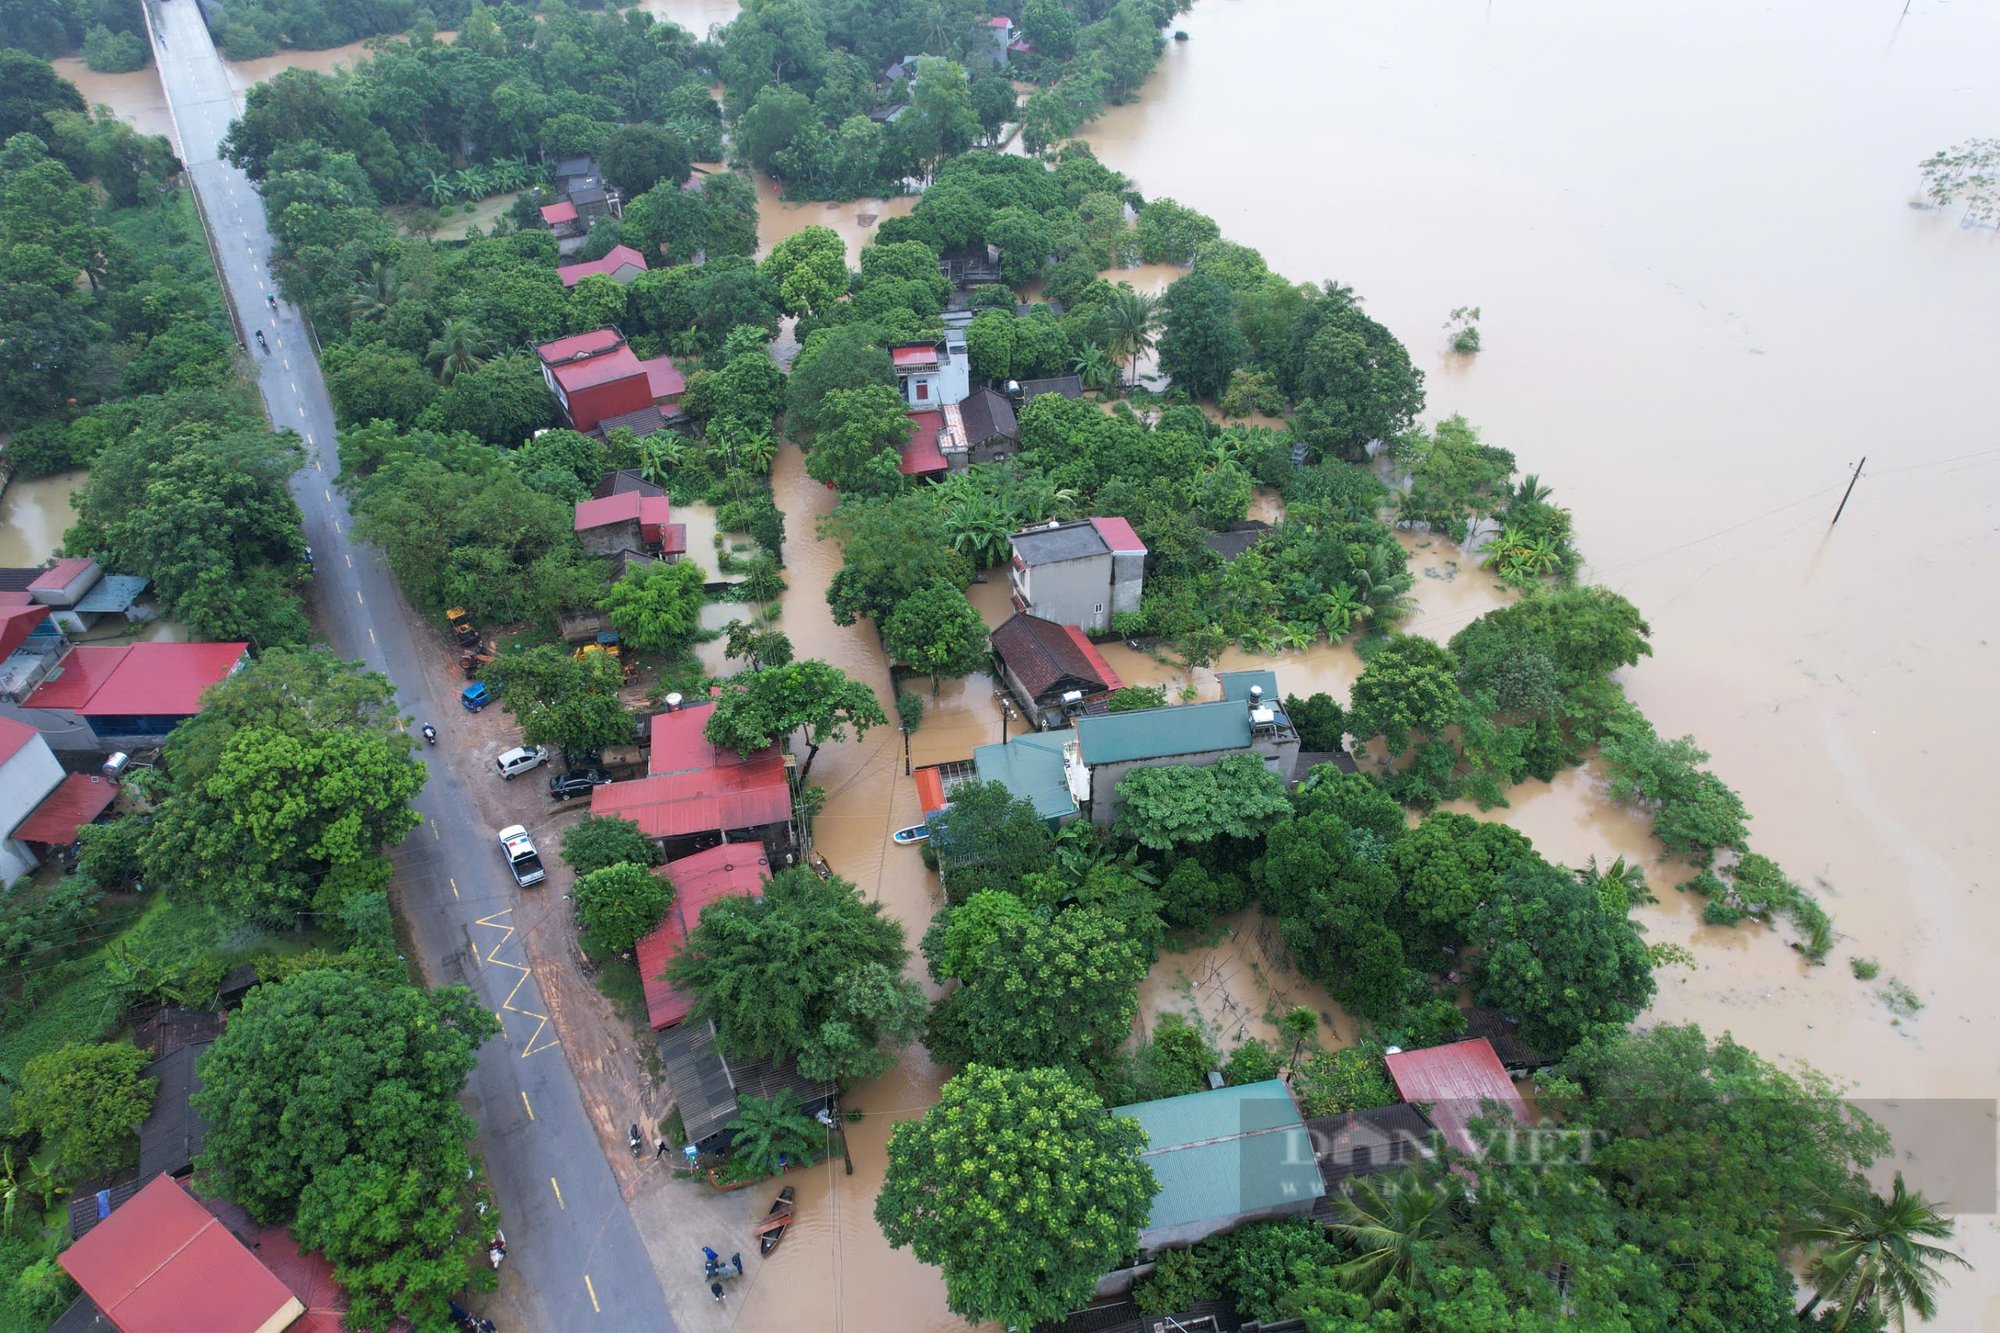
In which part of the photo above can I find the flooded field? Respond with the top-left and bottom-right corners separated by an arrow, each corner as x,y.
1085,0 -> 2000,1316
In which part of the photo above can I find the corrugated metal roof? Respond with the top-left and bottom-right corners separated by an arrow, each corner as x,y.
58,1177 -> 303,1333
136,1040 -> 213,1182
636,846 -> 769,1029
28,558 -> 96,593
990,613 -> 1110,699
0,716 -> 36,767
72,575 -> 149,614
899,409 -> 947,476
0,603 -> 50,658
1383,1037 -> 1529,1156
1113,1080 -> 1323,1230
1009,520 -> 1108,566
11,772 -> 118,844
1217,669 -> 1280,704
971,728 -> 1076,821
73,643 -> 246,718
1076,698 -> 1250,765
1087,515 -> 1145,554
534,327 -> 622,365
589,762 -> 791,840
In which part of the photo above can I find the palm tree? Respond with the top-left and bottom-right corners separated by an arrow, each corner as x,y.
1512,473 -> 1554,507
455,164 -> 493,199
1104,286 -> 1160,389
1073,343 -> 1119,393
417,168 -> 458,206
1351,553 -> 1416,624
638,433 -> 691,486
426,317 -> 494,384
732,429 -> 779,475
1577,855 -> 1654,911
1319,584 -> 1365,640
1793,1175 -> 1970,1331
347,260 -> 406,324
1329,1173 -> 1461,1302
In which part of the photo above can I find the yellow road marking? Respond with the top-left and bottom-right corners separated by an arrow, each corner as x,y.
583,1276 -> 600,1313
521,1091 -> 534,1120
550,1177 -> 564,1210
471,909 -> 560,1056
448,876 -> 459,899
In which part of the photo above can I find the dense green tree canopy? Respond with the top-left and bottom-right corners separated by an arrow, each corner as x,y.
876,1064 -> 1155,1329
1474,859 -> 1655,1054
560,814 -> 659,878
881,580 -> 988,690
1114,753 -> 1293,852
926,778 -> 1056,904
573,861 -> 674,956
15,1042 -> 156,1177
484,644 -> 635,754
668,869 -> 924,1083
1348,636 -> 1462,757
599,557 -> 708,657
193,970 -> 499,1331
704,658 -> 887,782
926,906 -> 1150,1070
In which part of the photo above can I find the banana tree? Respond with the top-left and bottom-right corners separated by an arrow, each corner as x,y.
417,169 -> 458,205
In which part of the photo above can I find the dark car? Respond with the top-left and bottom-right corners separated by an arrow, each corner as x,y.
548,767 -> 614,800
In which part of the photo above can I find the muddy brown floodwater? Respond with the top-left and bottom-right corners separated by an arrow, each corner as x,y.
1085,0 -> 2000,1319
0,471 -> 86,567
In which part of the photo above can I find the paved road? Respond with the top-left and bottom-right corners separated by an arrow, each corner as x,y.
140,3 -> 674,1327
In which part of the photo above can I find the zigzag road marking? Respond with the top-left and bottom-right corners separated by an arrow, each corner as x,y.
473,909 -> 561,1057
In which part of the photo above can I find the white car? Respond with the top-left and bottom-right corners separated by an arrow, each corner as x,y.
495,745 -> 549,780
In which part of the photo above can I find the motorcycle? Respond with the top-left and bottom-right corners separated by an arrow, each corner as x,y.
628,1123 -> 643,1158
422,724 -> 437,746
254,330 -> 267,353
487,1231 -> 507,1270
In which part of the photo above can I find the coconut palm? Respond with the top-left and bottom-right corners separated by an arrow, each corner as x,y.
1577,854 -> 1654,911
1512,473 -> 1554,507
1104,286 -> 1160,389
426,317 -> 494,384
1792,1175 -> 1970,1331
733,429 -> 779,475
726,1089 -> 824,1179
1329,1172 -> 1462,1302
417,168 -> 458,206
1351,553 -> 1416,624
347,260 -> 406,324
1073,343 -> 1119,393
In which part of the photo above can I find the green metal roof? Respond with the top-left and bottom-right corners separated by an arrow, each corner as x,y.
1114,1080 -> 1323,1229
972,728 -> 1077,822
1218,668 -> 1281,704
1076,699 -> 1250,765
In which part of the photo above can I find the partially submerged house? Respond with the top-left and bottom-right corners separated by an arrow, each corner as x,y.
1114,1079 -> 1324,1252
979,15 -> 1016,66
589,702 -> 794,860
969,726 -> 1080,827
990,612 -> 1122,729
1204,519 -> 1272,564
573,489 -> 687,560
534,328 -> 685,435
556,243 -> 649,289
1382,1037 -> 1531,1159
1007,517 -> 1146,633
891,336 -> 971,408
1306,1103 -> 1438,1215
656,1017 -> 835,1153
1072,669 -> 1301,827
898,408 -> 949,480
634,844 -> 771,1031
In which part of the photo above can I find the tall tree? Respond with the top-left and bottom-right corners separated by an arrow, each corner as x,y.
573,862 -> 674,956
803,382 -> 911,497
876,1064 -> 1155,1329
1104,285 -> 1160,388
1793,1176 -> 1969,1332
881,580 -> 989,691
14,1043 -> 156,1177
1157,272 -> 1248,399
925,907 -> 1150,1070
599,558 -> 708,657
760,224 -> 850,318
1348,635 -> 1462,758
1113,753 -> 1293,853
1474,860 -> 1654,1054
668,868 -> 924,1083
192,970 -> 500,1331
925,778 -> 1055,904
483,644 -> 634,754
703,659 -> 888,782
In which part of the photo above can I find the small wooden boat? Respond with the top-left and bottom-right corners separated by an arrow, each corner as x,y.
755,1186 -> 796,1256
891,823 -> 930,845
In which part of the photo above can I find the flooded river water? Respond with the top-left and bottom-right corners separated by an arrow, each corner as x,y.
72,0 -> 2000,1322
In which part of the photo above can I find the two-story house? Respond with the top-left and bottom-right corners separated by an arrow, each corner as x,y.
1006,517 -> 1146,633
891,334 -> 971,408
534,328 -> 685,436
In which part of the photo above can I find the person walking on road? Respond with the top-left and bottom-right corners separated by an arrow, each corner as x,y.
710,1282 -> 725,1304
656,1138 -> 668,1159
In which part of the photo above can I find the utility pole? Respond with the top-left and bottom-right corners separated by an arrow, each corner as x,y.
1830,456 -> 1867,526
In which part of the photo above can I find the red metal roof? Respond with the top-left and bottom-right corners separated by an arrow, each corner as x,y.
535,328 -> 624,366
636,844 -> 770,1028
24,645 -> 129,710
59,1177 -> 304,1333
658,523 -> 688,556
0,603 -> 49,659
890,343 -> 940,369
551,343 -> 646,394
540,200 -> 579,224
28,557 -> 95,592
1088,515 -> 1146,554
986,15 -> 1013,26
575,489 -> 674,533
1383,1037 -> 1529,1157
0,716 -> 36,767
38,642 -> 247,718
637,355 -> 685,402
588,764 -> 791,840
649,702 -> 781,775
899,409 -> 948,476
556,244 -> 649,288
12,772 -> 117,844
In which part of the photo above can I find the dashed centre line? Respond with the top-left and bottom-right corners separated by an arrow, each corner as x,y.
583,1276 -> 600,1314
550,1178 -> 565,1210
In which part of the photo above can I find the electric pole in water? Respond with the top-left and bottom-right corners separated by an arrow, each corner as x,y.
1830,456 -> 1866,525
